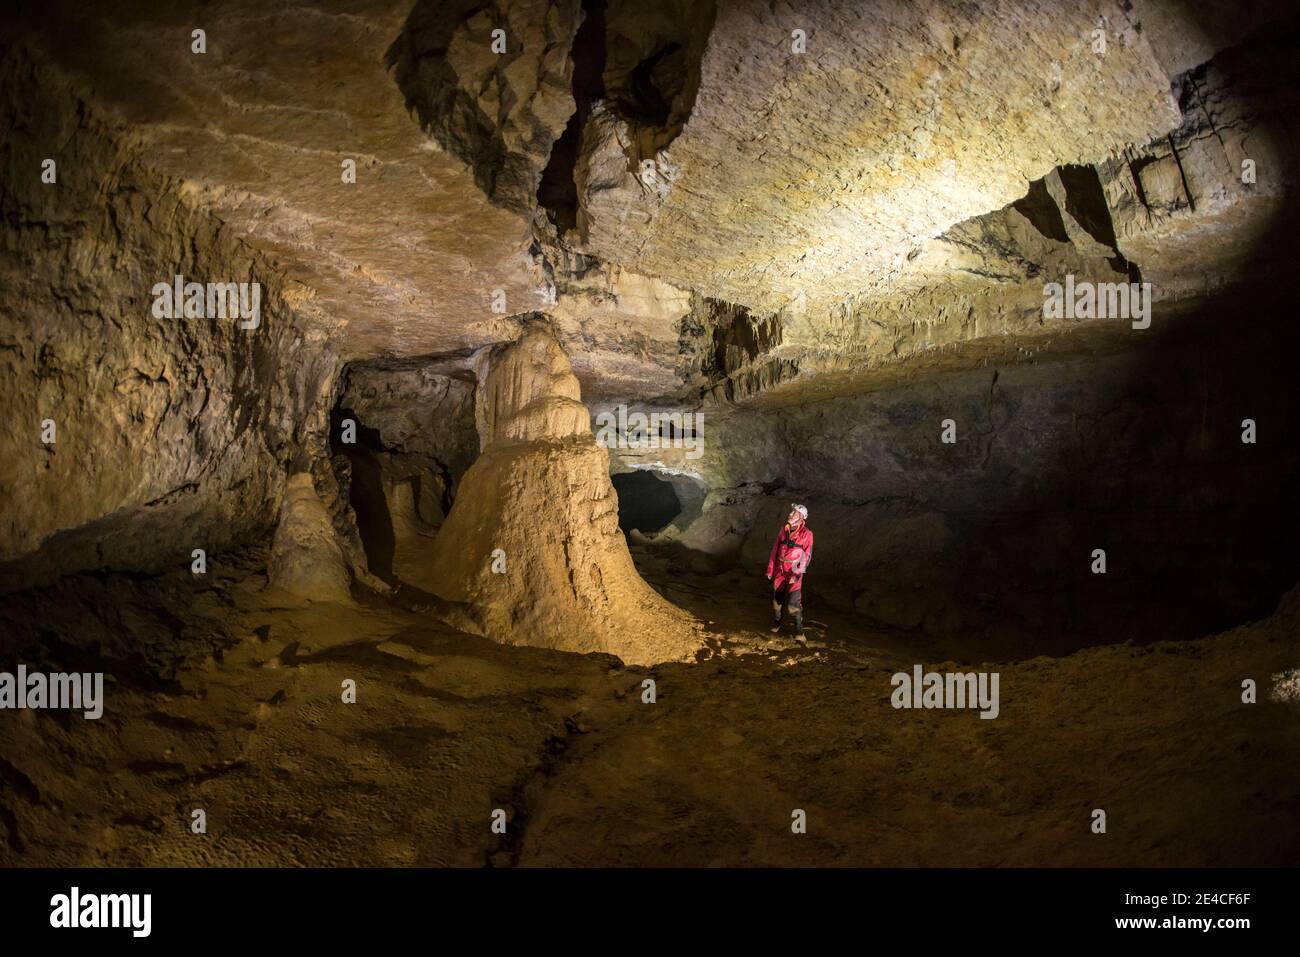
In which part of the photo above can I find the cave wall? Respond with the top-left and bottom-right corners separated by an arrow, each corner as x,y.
1100,21 -> 1300,298
620,16 -> 1300,646
1,2 -> 1294,648
755,326 -> 1298,644
618,289 -> 1300,648
0,42 -> 342,590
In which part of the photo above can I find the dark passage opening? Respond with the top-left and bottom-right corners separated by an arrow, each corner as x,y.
624,42 -> 681,126
329,407 -> 396,583
612,471 -> 682,534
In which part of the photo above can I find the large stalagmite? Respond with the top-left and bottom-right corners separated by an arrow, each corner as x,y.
428,321 -> 703,664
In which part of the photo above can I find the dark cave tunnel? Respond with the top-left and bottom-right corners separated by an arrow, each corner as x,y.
611,470 -> 683,534
329,407 -> 397,584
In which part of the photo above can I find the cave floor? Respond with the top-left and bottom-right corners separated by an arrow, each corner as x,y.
2,547 -> 1297,867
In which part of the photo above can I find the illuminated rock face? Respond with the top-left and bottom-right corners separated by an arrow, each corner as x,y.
429,322 -> 703,664
572,0 -> 1181,314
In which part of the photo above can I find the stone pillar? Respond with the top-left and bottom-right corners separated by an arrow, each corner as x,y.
429,320 -> 703,665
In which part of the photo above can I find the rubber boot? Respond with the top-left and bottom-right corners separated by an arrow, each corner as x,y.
771,599 -> 783,633
794,610 -> 805,641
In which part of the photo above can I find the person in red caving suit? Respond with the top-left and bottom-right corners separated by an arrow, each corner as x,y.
766,503 -> 814,640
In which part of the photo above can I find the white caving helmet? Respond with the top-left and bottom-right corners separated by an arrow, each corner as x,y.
791,503 -> 809,521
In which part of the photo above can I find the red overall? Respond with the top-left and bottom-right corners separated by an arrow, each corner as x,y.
766,521 -> 814,604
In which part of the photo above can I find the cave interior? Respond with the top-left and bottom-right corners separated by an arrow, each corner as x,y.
1,0 -> 1299,867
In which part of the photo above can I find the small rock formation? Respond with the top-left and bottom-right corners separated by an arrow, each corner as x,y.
268,473 -> 353,603
429,321 -> 703,664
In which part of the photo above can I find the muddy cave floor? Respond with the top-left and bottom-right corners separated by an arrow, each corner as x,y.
2,542 -> 1298,868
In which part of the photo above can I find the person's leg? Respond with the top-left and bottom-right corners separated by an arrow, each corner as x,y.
787,588 -> 804,637
771,580 -> 785,631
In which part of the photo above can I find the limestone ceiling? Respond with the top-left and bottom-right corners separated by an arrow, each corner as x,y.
575,0 -> 1179,314
20,0 -> 545,360
11,0 -> 1287,399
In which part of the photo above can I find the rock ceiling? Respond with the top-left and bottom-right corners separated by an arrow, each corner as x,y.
11,0 -> 1295,401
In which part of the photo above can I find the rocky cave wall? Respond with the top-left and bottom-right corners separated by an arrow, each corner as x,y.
0,41 -> 343,591
615,283 -> 1300,649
